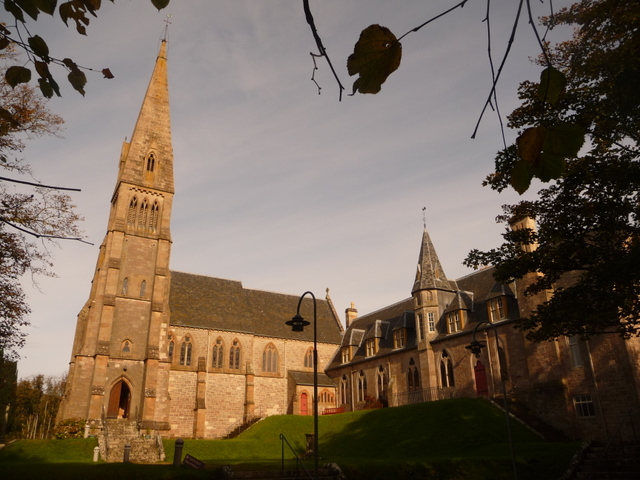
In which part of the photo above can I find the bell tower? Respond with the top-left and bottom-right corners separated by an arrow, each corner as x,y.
58,39 -> 174,427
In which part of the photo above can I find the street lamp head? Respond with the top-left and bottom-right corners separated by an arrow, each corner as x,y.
465,339 -> 486,358
286,314 -> 310,332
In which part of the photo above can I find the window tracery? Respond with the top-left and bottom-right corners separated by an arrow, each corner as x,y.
263,343 -> 278,373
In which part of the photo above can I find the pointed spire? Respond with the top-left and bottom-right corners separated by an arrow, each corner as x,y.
412,228 -> 454,293
118,39 -> 174,193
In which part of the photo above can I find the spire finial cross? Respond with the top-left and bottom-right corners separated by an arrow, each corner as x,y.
162,14 -> 173,41
422,206 -> 427,229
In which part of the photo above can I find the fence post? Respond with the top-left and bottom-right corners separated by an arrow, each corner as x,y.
123,443 -> 131,463
173,438 -> 184,467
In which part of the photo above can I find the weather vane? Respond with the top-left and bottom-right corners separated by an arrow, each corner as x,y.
162,14 -> 173,40
422,206 -> 427,229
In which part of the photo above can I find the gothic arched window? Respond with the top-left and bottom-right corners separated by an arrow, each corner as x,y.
149,201 -> 159,232
212,337 -> 224,369
440,350 -> 455,387
340,375 -> 350,405
121,340 -> 131,357
357,371 -> 367,402
229,339 -> 241,370
138,199 -> 149,229
167,334 -> 174,362
180,335 -> 193,366
304,347 -> 313,368
262,343 -> 278,373
140,280 -> 147,298
127,197 -> 138,226
377,365 -> 387,398
146,153 -> 155,172
122,277 -> 129,296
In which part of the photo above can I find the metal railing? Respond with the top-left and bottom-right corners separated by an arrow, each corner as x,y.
224,406 -> 263,439
586,409 -> 638,479
394,386 -> 459,407
279,433 -> 312,479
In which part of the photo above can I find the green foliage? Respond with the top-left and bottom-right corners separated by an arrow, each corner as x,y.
11,374 -> 66,439
52,418 -> 85,439
347,25 -> 402,95
470,0 -> 640,340
1,0 -> 170,96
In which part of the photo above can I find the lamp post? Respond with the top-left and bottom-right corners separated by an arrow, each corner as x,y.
286,291 -> 319,480
465,321 -> 518,480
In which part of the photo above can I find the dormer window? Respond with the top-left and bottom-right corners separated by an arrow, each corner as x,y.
393,328 -> 406,349
365,338 -> 378,357
447,310 -> 464,333
487,296 -> 508,322
341,346 -> 351,364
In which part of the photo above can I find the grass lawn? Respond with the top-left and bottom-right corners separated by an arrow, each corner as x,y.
0,398 -> 580,479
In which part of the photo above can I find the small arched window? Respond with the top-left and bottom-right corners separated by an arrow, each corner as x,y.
146,153 -> 155,172
262,343 -> 278,373
140,280 -> 147,298
167,334 -> 174,362
149,201 -> 159,232
357,371 -> 367,402
122,277 -> 129,296
304,347 -> 313,368
138,199 -> 149,229
180,335 -> 192,366
340,375 -> 350,405
212,337 -> 224,369
440,350 -> 455,387
127,197 -> 138,226
122,340 -> 131,356
377,365 -> 387,398
229,339 -> 241,370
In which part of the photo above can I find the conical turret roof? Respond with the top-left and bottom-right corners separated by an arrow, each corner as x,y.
411,228 -> 456,293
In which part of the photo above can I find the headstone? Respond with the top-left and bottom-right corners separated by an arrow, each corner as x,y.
183,453 -> 205,470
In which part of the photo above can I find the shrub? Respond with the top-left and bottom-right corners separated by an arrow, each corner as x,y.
52,418 -> 85,439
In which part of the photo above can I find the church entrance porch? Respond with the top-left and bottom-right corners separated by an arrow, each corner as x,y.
107,379 -> 132,419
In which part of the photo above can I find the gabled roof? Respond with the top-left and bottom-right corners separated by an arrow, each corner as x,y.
412,228 -> 457,293
168,271 -> 343,344
326,298 -> 416,371
289,371 -> 336,388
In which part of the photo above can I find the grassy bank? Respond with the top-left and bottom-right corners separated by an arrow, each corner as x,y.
0,398 -> 580,479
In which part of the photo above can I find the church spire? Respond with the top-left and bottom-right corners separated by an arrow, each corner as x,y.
412,227 -> 454,293
118,39 -> 174,194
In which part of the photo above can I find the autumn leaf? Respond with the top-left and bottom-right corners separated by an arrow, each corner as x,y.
347,25 -> 402,95
6,66 -> 32,88
102,68 -> 114,79
150,0 -> 170,10
538,66 -> 566,105
516,126 -> 547,166
510,159 -> 535,194
68,68 -> 87,96
28,35 -> 50,61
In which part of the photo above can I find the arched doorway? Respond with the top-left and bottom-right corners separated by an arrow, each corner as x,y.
107,379 -> 131,418
300,392 -> 308,416
474,361 -> 489,396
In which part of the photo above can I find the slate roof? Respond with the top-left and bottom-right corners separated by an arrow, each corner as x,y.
168,271 -> 343,344
289,371 -> 336,387
326,298 -> 415,371
412,228 -> 457,293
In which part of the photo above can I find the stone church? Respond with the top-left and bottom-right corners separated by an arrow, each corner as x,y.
56,40 -> 343,439
58,40 -> 640,446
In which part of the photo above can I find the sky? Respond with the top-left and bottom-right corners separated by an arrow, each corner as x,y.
12,0 -> 574,379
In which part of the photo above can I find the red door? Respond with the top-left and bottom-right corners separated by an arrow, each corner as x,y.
300,392 -> 308,416
107,380 -> 131,418
474,361 -> 489,396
